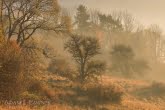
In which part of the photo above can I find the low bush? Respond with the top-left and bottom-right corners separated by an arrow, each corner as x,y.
150,81 -> 165,96
84,83 -> 124,104
48,58 -> 77,81
27,80 -> 56,100
136,81 -> 165,99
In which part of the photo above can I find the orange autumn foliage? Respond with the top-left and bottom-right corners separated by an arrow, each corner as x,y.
0,40 -> 24,100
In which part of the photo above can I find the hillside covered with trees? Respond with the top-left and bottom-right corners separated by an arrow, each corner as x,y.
0,0 -> 165,110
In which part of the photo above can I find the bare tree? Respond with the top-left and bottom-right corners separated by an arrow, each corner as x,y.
65,34 -> 105,82
111,10 -> 135,33
2,0 -> 70,46
122,11 -> 135,32
89,9 -> 100,25
146,24 -> 162,62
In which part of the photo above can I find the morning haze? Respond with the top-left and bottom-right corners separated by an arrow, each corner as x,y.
0,0 -> 165,109
60,0 -> 165,33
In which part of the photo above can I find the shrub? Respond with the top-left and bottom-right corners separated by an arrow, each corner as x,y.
0,39 -> 55,100
0,41 -> 24,100
28,80 -> 43,94
27,80 -> 55,100
150,81 -> 165,96
48,58 -> 76,80
136,81 -> 165,99
84,83 -> 124,104
110,44 -> 149,77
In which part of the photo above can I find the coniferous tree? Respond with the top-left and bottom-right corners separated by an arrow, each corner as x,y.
75,5 -> 90,33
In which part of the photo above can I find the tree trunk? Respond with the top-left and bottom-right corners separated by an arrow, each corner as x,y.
80,61 -> 85,83
0,0 -> 4,39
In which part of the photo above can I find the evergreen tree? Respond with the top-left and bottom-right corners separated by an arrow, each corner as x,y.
98,13 -> 123,32
75,5 -> 90,33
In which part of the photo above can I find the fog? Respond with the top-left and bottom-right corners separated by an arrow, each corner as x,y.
60,0 -> 165,33
0,0 -> 165,109
56,0 -> 165,82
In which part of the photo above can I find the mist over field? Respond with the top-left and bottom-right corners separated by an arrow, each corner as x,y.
0,0 -> 165,110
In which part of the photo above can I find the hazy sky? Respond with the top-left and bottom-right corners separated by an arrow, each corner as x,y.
60,0 -> 165,33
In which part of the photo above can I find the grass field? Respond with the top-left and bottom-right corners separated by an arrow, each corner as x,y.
0,75 -> 165,110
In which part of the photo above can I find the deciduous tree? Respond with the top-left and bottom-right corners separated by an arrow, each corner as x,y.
65,34 -> 105,82
2,0 -> 71,46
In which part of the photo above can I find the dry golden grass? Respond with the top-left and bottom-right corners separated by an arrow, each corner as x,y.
1,75 -> 165,110
0,105 -> 85,110
0,100 -> 165,110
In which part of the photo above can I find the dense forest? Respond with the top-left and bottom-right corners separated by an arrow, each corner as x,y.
0,0 -> 165,110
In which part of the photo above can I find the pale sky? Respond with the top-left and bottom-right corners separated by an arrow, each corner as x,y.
59,0 -> 165,33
